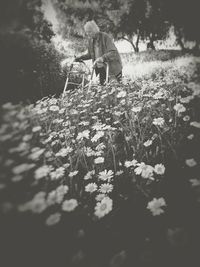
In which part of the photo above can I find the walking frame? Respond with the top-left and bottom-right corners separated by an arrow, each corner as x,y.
62,60 -> 109,98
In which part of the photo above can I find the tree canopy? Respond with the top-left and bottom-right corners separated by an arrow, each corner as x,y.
53,0 -> 199,52
0,0 -> 55,42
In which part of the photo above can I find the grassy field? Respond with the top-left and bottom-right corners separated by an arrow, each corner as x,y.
0,50 -> 200,267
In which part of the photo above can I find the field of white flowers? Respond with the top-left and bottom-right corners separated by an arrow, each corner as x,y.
0,51 -> 200,267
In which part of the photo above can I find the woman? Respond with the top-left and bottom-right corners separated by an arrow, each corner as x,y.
75,20 -> 123,85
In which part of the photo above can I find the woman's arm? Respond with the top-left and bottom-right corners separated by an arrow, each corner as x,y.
76,49 -> 91,61
101,33 -> 119,62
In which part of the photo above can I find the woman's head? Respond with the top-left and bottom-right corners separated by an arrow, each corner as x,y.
84,20 -> 99,38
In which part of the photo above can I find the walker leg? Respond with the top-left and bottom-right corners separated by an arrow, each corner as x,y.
81,74 -> 85,91
62,76 -> 69,98
105,64 -> 109,84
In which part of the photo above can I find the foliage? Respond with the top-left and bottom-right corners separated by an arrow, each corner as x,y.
0,0 -> 65,104
0,0 -> 55,42
142,0 -> 169,43
161,0 -> 200,50
53,0 -> 200,52
0,52 -> 200,266
0,32 -> 65,104
53,0 -> 157,52
53,0 -> 169,52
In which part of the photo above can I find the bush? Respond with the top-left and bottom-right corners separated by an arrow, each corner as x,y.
0,31 -> 65,104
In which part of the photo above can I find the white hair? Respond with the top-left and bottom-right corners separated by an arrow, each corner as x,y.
84,20 -> 100,33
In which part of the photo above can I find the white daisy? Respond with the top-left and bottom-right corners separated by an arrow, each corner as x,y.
32,126 -> 42,132
187,134 -> 194,140
46,213 -> 61,226
183,115 -> 190,121
50,167 -> 65,180
152,117 -> 165,127
99,183 -> 113,194
185,158 -> 197,167
85,183 -> 98,193
190,121 -> 200,129
12,163 -> 35,175
76,130 -> 90,141
154,164 -> 165,175
124,159 -> 138,168
98,170 -> 114,182
117,91 -> 127,98
147,197 -> 166,216
56,147 -> 72,157
91,131 -> 104,142
95,194 -> 106,201
84,147 -> 95,157
94,157 -> 104,164
49,105 -> 59,112
134,162 -> 154,179
115,170 -> 124,176
69,170 -> 79,177
29,196 -> 47,214
94,197 -> 113,218
131,106 -> 142,113
173,103 -> 186,114
84,170 -> 95,180
96,143 -> 106,151
190,179 -> 200,187
62,199 -> 78,212
144,140 -> 153,147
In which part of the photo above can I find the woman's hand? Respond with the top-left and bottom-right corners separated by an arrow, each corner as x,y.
74,56 -> 83,62
94,57 -> 104,66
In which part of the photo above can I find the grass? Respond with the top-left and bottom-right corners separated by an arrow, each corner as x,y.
0,50 -> 200,267
121,49 -> 185,64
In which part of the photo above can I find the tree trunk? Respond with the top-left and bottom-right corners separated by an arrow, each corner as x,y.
121,36 -> 139,53
130,40 -> 137,52
175,27 -> 186,51
135,30 -> 140,53
193,40 -> 200,51
177,37 -> 185,51
147,33 -> 156,50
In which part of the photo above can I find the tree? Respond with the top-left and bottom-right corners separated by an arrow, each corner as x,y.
0,0 -> 55,42
142,0 -> 170,50
53,0 -> 172,53
161,0 -> 200,51
53,0 -> 141,52
110,0 -> 146,52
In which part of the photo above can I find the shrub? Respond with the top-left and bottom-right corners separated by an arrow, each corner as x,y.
0,31 -> 65,104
